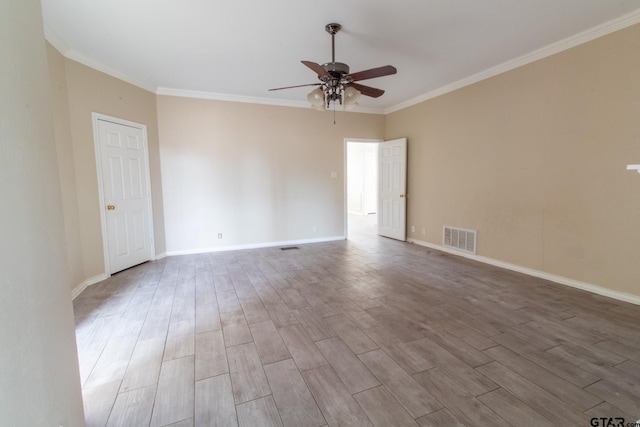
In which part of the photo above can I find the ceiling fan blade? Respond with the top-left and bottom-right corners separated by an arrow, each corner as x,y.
348,65 -> 397,82
269,83 -> 323,91
301,60 -> 330,79
348,82 -> 385,98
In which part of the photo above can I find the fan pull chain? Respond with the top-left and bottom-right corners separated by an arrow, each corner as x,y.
333,102 -> 336,124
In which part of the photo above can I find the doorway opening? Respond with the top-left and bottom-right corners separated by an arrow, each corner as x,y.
345,137 -> 408,242
346,140 -> 380,239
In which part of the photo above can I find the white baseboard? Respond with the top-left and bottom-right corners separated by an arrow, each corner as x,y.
155,252 -> 167,260
71,273 -> 109,300
408,238 -> 640,306
165,236 -> 346,257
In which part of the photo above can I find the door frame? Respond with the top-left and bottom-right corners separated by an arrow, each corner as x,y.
343,138 -> 383,239
92,112 -> 156,276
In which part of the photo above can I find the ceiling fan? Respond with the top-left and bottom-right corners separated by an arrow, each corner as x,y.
269,23 -> 397,111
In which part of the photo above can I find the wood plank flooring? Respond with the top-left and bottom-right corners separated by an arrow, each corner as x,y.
74,215 -> 640,426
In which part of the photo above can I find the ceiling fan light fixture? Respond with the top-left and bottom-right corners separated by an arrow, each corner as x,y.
307,87 -> 325,107
343,86 -> 361,110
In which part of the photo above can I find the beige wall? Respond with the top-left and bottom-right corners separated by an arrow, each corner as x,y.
386,23 -> 640,297
62,58 -> 165,280
47,43 -> 86,288
46,21 -> 640,300
157,96 -> 385,253
0,0 -> 85,424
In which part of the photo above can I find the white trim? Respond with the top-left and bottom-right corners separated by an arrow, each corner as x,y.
165,236 -> 345,257
71,273 -> 109,300
43,24 -> 69,56
92,113 -> 156,277
156,87 -> 309,108
344,138 -> 385,143
66,52 -> 156,93
45,26 -> 382,112
45,10 -> 640,115
155,252 -> 167,260
156,87 -> 384,114
385,8 -> 640,114
45,26 -> 156,93
408,238 -> 640,306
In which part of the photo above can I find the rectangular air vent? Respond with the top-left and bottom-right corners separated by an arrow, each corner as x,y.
443,226 -> 477,254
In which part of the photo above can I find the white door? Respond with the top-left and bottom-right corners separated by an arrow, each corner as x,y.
96,118 -> 153,274
378,138 -> 407,241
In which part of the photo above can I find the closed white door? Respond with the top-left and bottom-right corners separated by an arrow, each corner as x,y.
97,118 -> 153,273
378,138 -> 407,241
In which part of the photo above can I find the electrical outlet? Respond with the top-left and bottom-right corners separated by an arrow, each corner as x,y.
313,225 -> 317,232
422,228 -> 426,235
217,233 -> 222,239
411,225 -> 415,233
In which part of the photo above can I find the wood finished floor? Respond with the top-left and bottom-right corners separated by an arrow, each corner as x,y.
74,215 -> 640,426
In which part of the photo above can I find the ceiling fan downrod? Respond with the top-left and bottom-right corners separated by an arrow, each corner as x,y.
325,23 -> 341,63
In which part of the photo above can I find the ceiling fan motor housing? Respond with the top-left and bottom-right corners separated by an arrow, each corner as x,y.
321,62 -> 350,78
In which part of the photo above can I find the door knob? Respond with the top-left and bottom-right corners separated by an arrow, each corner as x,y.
399,194 -> 405,198
107,205 -> 115,210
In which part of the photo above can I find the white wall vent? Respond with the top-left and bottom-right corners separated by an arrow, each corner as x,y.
443,226 -> 477,254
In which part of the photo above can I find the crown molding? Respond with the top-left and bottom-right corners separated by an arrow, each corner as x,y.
45,9 -> 640,116
156,87 -> 311,108
44,24 -> 379,114
156,87 -> 384,114
385,8 -> 640,114
65,50 -> 157,93
43,24 -> 69,55
44,25 -> 157,93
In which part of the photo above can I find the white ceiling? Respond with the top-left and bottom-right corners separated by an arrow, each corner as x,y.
41,0 -> 640,113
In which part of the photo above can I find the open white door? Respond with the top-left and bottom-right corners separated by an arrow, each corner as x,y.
378,138 -> 407,241
95,115 -> 154,274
